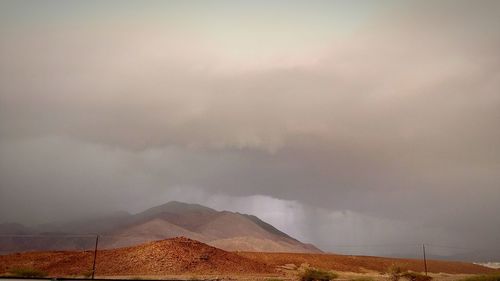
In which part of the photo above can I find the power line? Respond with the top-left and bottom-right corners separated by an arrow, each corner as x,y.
0,234 -> 97,238
0,235 -> 493,252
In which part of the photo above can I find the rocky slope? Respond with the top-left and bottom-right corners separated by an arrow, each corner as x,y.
0,237 -> 272,276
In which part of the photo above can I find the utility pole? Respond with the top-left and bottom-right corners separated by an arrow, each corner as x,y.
91,235 -> 99,279
422,244 -> 428,276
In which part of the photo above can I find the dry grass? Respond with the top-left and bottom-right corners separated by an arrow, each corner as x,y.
460,274 -> 500,281
9,267 -> 48,277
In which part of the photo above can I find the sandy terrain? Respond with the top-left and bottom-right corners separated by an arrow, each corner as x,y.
238,251 -> 496,274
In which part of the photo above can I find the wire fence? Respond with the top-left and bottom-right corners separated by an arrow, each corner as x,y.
328,242 -> 497,261
1,234 -> 494,256
0,234 -> 187,254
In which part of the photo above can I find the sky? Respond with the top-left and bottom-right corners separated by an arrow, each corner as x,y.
0,0 -> 499,260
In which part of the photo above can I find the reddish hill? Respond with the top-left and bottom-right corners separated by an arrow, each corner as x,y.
0,237 -> 272,276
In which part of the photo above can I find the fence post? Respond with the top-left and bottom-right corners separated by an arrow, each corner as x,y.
91,234 -> 99,279
422,244 -> 428,276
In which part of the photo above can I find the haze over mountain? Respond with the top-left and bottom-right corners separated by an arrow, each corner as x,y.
0,201 -> 320,254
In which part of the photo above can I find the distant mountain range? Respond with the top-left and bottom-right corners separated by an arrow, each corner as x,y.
0,201 -> 321,254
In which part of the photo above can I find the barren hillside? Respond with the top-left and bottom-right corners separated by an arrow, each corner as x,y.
0,237 -> 272,276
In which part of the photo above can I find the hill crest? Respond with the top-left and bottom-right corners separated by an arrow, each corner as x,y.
0,236 -> 272,276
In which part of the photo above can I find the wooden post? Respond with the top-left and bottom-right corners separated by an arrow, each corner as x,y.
422,244 -> 428,276
91,235 -> 99,279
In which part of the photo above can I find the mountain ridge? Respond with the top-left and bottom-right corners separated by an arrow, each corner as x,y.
0,201 -> 321,254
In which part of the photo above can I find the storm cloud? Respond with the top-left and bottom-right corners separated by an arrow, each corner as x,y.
1,0 -> 499,260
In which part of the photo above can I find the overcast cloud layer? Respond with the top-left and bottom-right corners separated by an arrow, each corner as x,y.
1,0 -> 499,260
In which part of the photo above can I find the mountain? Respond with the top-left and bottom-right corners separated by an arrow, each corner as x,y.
0,201 -> 321,254
0,223 -> 34,235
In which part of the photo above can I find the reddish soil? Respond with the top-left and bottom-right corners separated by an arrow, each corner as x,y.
0,237 -> 496,278
238,252 -> 498,275
0,237 -> 272,276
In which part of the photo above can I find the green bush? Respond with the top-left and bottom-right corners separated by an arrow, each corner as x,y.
401,271 -> 432,281
9,267 -> 48,278
300,268 -> 338,281
460,274 -> 500,281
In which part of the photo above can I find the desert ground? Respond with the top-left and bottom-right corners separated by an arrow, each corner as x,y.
0,237 -> 498,281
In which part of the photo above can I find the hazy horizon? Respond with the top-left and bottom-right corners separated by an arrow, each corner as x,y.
1,0 -> 499,261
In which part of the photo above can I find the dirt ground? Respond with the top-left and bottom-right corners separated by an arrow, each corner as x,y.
0,237 -> 497,280
238,251 -> 497,274
89,272 -> 486,281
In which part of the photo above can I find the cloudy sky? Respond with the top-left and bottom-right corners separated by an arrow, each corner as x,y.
1,0 -> 499,260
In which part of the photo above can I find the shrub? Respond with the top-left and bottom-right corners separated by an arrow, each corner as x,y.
401,271 -> 432,281
300,268 -> 338,281
82,270 -> 93,278
387,264 -> 404,281
9,267 -> 48,278
460,274 -> 500,281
